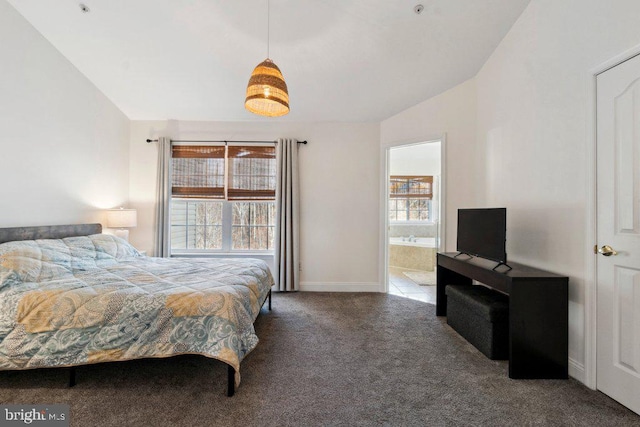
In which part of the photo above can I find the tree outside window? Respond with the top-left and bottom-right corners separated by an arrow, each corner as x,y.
170,145 -> 276,252
389,176 -> 433,222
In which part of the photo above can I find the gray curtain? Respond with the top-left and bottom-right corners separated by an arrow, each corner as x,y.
275,138 -> 300,291
154,137 -> 171,257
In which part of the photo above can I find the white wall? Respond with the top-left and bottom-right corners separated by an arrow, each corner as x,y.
0,0 -> 130,227
129,120 -> 381,291
474,0 -> 640,383
382,0 -> 640,384
381,78 -> 478,251
390,142 -> 441,176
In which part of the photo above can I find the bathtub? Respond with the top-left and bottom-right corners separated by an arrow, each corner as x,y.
388,237 -> 436,248
389,237 -> 437,271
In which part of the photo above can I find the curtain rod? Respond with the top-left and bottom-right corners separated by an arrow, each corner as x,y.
145,139 -> 307,144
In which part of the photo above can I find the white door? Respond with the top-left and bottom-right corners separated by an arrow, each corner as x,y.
596,53 -> 640,414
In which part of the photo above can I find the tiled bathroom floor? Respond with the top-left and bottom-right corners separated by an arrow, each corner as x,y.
388,267 -> 437,304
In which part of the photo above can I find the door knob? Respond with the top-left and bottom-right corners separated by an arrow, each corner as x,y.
598,245 -> 618,257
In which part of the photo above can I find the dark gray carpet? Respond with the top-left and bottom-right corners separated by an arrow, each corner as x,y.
1,293 -> 638,426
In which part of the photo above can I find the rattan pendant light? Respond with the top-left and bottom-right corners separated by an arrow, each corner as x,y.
245,0 -> 289,117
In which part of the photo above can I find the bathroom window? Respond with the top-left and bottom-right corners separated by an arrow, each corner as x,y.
389,198 -> 432,221
389,176 -> 433,222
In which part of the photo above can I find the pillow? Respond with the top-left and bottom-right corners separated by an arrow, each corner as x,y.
0,242 -> 73,283
0,267 -> 22,291
83,234 -> 141,260
0,233 -> 141,284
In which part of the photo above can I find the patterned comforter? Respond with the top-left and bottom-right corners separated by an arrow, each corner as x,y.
0,234 -> 273,384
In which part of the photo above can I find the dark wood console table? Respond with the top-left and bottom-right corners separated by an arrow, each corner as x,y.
437,252 -> 568,379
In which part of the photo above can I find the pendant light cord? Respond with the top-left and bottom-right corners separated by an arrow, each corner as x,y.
267,0 -> 270,59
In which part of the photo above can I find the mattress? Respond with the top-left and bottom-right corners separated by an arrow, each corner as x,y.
0,234 -> 273,384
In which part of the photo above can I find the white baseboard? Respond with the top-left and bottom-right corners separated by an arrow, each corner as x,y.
299,282 -> 382,292
569,357 -> 585,384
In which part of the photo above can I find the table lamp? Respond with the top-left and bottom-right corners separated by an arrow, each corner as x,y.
106,208 -> 137,242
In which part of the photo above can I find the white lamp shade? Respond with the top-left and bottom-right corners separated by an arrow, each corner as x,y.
106,208 -> 137,228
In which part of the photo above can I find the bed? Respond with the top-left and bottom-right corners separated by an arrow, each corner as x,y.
0,223 -> 273,396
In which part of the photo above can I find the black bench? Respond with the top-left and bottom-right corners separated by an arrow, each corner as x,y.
445,284 -> 509,360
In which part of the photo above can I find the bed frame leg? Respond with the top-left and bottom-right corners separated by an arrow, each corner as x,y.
227,365 -> 235,397
68,367 -> 76,388
268,289 -> 272,311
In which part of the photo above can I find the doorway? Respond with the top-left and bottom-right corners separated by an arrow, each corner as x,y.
384,140 -> 444,303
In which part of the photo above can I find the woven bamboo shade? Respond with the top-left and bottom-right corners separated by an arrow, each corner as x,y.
245,59 -> 289,117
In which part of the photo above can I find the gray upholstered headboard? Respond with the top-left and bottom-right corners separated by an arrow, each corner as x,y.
0,223 -> 102,244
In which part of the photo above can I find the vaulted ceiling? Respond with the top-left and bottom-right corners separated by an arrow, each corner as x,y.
8,0 -> 530,122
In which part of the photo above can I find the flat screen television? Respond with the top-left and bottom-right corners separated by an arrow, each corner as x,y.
456,208 -> 507,264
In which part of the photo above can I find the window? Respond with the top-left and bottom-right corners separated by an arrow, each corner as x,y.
171,200 -> 223,250
170,145 -> 276,253
389,176 -> 433,222
232,202 -> 276,250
